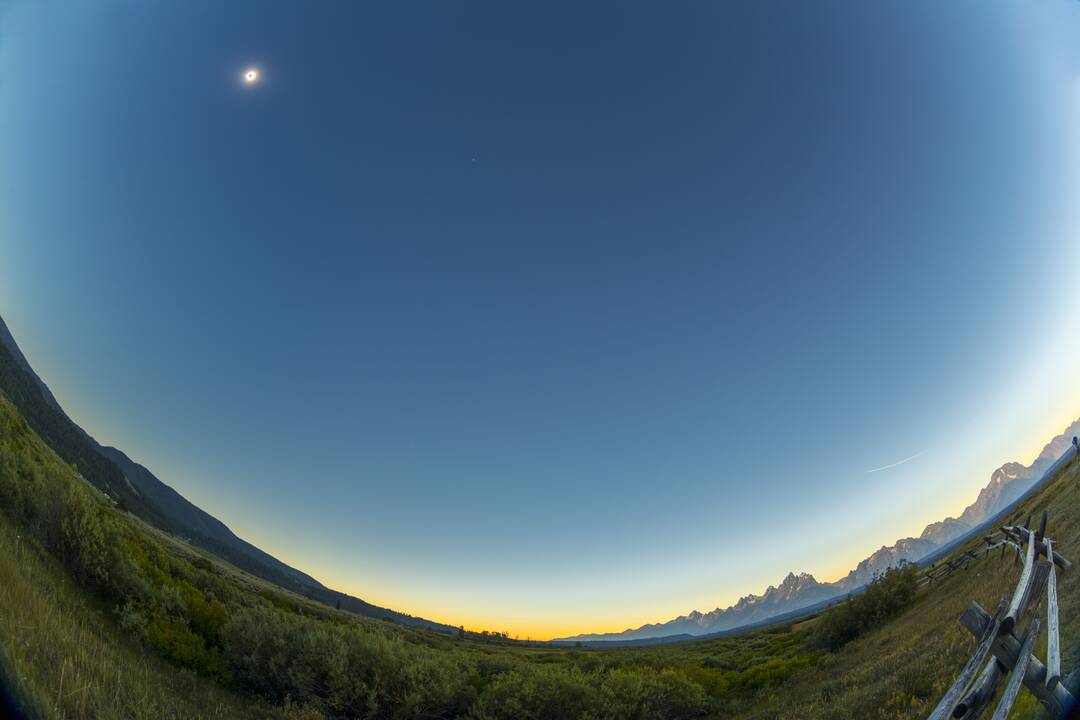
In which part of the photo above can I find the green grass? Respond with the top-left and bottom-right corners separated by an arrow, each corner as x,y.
0,386 -> 1076,719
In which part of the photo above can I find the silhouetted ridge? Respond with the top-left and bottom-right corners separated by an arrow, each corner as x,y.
0,312 -> 455,634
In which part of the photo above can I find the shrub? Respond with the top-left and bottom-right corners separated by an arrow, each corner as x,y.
815,562 -> 919,651
147,613 -> 225,676
467,665 -> 601,720
598,667 -> 709,719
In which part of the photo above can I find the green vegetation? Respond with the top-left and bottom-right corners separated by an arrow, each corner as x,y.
0,388 -> 1077,719
0,510 -> 287,720
813,562 -> 919,651
0,342 -> 146,521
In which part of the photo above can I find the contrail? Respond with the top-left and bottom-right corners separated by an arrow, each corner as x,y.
866,450 -> 924,474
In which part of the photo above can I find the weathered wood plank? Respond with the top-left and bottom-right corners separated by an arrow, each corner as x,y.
1020,562 -> 1052,624
928,600 -> 1007,720
1001,527 -> 1071,571
1044,542 -> 1070,572
1046,538 -> 1060,689
990,618 -> 1040,720
953,658 -> 1002,719
960,602 -> 1077,718
1003,530 -> 1036,633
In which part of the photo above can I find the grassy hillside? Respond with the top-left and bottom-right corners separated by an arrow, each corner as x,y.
0,516 -> 291,720
0,326 -> 458,636
0,386 -> 1076,719
732,453 -> 1080,720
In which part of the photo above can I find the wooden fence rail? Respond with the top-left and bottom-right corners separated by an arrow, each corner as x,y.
926,511 -> 1075,720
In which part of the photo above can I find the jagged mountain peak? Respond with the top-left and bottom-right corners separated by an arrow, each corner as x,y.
556,416 -> 1080,644
775,571 -> 819,593
786,570 -> 816,582
919,517 -> 968,545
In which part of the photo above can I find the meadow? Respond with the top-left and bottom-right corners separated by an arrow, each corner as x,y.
0,389 -> 1076,719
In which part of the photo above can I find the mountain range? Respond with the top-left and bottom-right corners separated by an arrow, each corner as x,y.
0,313 -> 456,634
558,416 -> 1080,642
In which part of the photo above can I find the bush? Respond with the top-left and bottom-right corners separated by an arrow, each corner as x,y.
467,665 -> 711,720
598,668 -> 709,719
815,562 -> 919,651
467,666 -> 601,720
221,604 -> 475,718
147,614 -> 224,676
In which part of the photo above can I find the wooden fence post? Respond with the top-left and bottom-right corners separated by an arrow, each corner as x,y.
1046,538 -> 1060,689
990,619 -> 1041,720
960,603 -> 1075,718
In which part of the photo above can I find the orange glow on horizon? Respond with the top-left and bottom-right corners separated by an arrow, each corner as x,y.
22,287 -> 1079,643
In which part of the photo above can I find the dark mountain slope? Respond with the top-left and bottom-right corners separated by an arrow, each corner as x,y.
0,317 -> 61,411
0,335 -> 172,528
97,444 -> 325,594
0,313 -> 454,633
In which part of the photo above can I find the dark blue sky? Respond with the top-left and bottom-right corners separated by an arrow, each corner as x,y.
2,1 -> 1079,637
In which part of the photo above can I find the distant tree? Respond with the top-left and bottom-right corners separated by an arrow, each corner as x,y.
458,625 -> 466,640
335,598 -> 341,610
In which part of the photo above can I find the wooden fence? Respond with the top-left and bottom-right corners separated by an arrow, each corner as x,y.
920,547 -> 991,586
927,511 -> 1075,719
